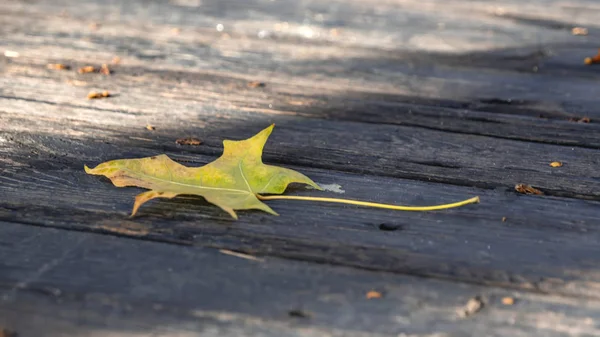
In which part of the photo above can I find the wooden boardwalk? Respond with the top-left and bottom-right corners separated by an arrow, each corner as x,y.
1,0 -> 600,335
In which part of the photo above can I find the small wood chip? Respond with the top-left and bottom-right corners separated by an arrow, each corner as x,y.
219,249 -> 263,261
502,217 -> 507,222
171,27 -> 181,35
98,222 -> 149,236
247,81 -> 266,88
584,49 -> 600,65
458,296 -> 484,317
569,117 -> 591,123
502,297 -> 515,306
550,161 -> 563,167
100,63 -> 111,75
87,91 -> 110,99
579,117 -> 590,123
112,56 -> 121,64
146,125 -> 156,131
571,27 -> 588,36
47,63 -> 70,70
89,22 -> 101,30
176,137 -> 202,146
366,290 -> 383,299
515,184 -> 544,195
78,65 -> 97,74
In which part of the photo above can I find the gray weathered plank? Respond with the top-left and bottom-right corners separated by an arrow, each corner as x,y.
2,221 -> 600,337
2,93 -> 600,202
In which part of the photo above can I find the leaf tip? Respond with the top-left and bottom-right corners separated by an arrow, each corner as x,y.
84,164 -> 92,173
130,205 -> 139,218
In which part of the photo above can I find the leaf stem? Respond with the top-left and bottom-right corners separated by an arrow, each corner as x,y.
256,195 -> 480,211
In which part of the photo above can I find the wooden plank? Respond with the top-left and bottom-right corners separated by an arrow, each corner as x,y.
1,0 -> 599,122
4,60 -> 600,149
2,92 -> 600,202
3,130 -> 600,299
2,221 -> 600,337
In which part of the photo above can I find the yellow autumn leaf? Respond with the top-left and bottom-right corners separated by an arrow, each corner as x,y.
86,124 -> 479,219
85,124 -> 321,219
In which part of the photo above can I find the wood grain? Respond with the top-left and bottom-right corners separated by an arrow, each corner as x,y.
2,222 -> 600,337
2,0 -> 600,335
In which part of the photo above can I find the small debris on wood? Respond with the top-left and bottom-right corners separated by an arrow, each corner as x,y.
219,249 -> 263,262
112,56 -> 121,64
458,296 -> 484,318
571,27 -> 588,36
378,223 -> 403,231
584,49 -> 600,65
247,81 -> 266,88
515,184 -> 544,195
89,22 -> 101,30
129,136 -> 154,142
78,65 -> 97,74
176,137 -> 203,146
87,91 -> 110,99
366,290 -> 383,299
98,222 -> 149,236
569,116 -> 591,123
288,309 -> 311,318
171,27 -> 181,35
100,63 -> 111,75
502,217 -> 507,222
501,296 -> 515,306
549,161 -> 563,168
47,63 -> 70,70
146,125 -> 156,131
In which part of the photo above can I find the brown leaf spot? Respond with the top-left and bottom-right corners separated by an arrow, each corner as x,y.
515,184 -> 544,195
458,296 -> 484,317
146,125 -> 156,131
176,137 -> 202,146
550,161 -> 563,168
87,91 -> 110,99
47,63 -> 70,70
366,290 -> 382,299
247,81 -> 266,88
78,65 -> 97,74
150,156 -> 157,160
501,297 -> 515,305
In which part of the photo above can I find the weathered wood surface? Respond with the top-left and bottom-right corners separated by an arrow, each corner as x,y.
2,0 -> 600,335
3,222 -> 600,337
